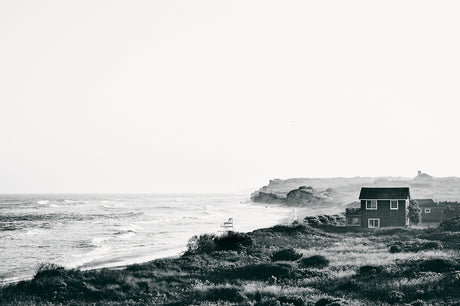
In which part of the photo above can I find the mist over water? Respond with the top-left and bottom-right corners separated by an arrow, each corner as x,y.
0,194 -> 290,282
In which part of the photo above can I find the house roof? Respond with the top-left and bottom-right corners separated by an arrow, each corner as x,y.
415,199 -> 436,207
359,187 -> 410,200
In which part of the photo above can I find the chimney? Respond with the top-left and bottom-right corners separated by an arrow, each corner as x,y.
418,170 -> 421,176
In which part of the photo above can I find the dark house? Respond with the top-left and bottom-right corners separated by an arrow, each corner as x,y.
346,187 -> 410,229
415,199 -> 444,223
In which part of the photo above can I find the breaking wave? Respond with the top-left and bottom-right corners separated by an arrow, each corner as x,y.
0,193 -> 290,283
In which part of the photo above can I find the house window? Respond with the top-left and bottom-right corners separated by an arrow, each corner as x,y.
347,217 -> 361,226
368,218 -> 380,228
425,208 -> 431,213
366,200 -> 377,210
390,200 -> 398,210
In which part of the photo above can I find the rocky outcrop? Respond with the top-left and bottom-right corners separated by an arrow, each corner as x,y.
251,192 -> 286,204
286,186 -> 324,206
252,185 -> 337,207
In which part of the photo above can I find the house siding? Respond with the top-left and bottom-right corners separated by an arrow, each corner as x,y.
421,207 -> 444,222
361,200 -> 407,228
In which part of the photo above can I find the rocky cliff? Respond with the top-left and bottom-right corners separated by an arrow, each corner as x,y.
251,174 -> 460,206
251,185 -> 339,207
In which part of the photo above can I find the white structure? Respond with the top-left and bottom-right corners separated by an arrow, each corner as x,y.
410,170 -> 434,199
219,218 -> 234,234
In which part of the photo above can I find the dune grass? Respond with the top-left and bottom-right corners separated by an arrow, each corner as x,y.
1,221 -> 459,305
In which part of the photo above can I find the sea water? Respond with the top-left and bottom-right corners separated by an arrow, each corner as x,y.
0,194 -> 291,283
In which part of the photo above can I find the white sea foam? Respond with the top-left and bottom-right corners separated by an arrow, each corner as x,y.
0,193 -> 292,282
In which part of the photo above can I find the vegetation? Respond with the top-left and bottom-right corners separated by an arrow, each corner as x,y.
389,245 -> 402,253
1,218 -> 460,305
299,255 -> 329,268
184,231 -> 253,255
271,248 -> 303,262
408,200 -> 422,225
439,216 -> 460,231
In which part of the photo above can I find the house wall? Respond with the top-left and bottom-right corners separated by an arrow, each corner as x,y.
360,200 -> 407,228
346,215 -> 361,226
421,207 -> 444,222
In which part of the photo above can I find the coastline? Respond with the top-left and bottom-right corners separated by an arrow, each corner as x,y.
2,217 -> 459,305
2,201 -> 293,286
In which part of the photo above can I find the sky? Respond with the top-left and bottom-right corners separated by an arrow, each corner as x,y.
1,1 -> 460,193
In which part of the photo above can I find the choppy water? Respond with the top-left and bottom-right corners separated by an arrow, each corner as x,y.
0,194 -> 290,282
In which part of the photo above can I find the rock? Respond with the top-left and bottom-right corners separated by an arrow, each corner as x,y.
251,192 -> 286,204
286,186 -> 322,206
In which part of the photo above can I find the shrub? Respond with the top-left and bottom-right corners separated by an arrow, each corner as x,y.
439,216 -> 460,231
271,248 -> 303,262
304,216 -> 321,227
269,224 -> 309,234
421,241 -> 442,250
203,287 -> 246,303
388,290 -> 405,304
215,231 -> 252,251
185,234 -> 217,255
33,263 -> 66,279
232,263 -> 293,280
336,280 -> 359,291
419,258 -> 455,273
315,297 -> 346,306
278,295 -> 305,306
389,245 -> 402,253
408,201 -> 421,225
304,214 -> 346,228
300,255 -> 329,268
185,231 -> 253,255
358,265 -> 383,274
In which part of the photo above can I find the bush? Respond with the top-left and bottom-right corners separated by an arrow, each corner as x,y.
388,290 -> 405,304
304,216 -> 321,227
408,201 -> 421,225
419,258 -> 456,273
185,234 -> 217,255
358,265 -> 383,274
278,295 -> 305,306
335,280 -> 359,291
34,263 -> 66,279
389,245 -> 402,253
215,231 -> 252,251
202,287 -> 246,303
231,263 -> 293,280
271,248 -> 303,262
421,241 -> 443,250
439,216 -> 460,231
268,224 -> 309,234
315,297 -> 346,306
300,255 -> 329,268
185,231 -> 253,255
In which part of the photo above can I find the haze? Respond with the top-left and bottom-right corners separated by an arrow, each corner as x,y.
1,1 -> 460,193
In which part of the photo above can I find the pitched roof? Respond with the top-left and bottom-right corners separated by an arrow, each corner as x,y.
359,187 -> 410,200
415,199 -> 436,207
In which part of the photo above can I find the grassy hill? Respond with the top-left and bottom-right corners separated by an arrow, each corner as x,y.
1,218 -> 460,305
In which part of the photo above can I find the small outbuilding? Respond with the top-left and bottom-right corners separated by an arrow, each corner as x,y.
415,199 -> 444,224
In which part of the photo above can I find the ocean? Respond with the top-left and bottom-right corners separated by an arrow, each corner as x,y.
0,193 -> 291,283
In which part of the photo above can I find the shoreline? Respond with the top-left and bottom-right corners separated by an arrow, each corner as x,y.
2,202 -> 294,286
1,217 -> 459,305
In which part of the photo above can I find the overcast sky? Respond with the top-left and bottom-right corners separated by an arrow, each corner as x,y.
1,1 -> 460,193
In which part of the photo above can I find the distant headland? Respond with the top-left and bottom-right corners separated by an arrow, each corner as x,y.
251,171 -> 460,206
